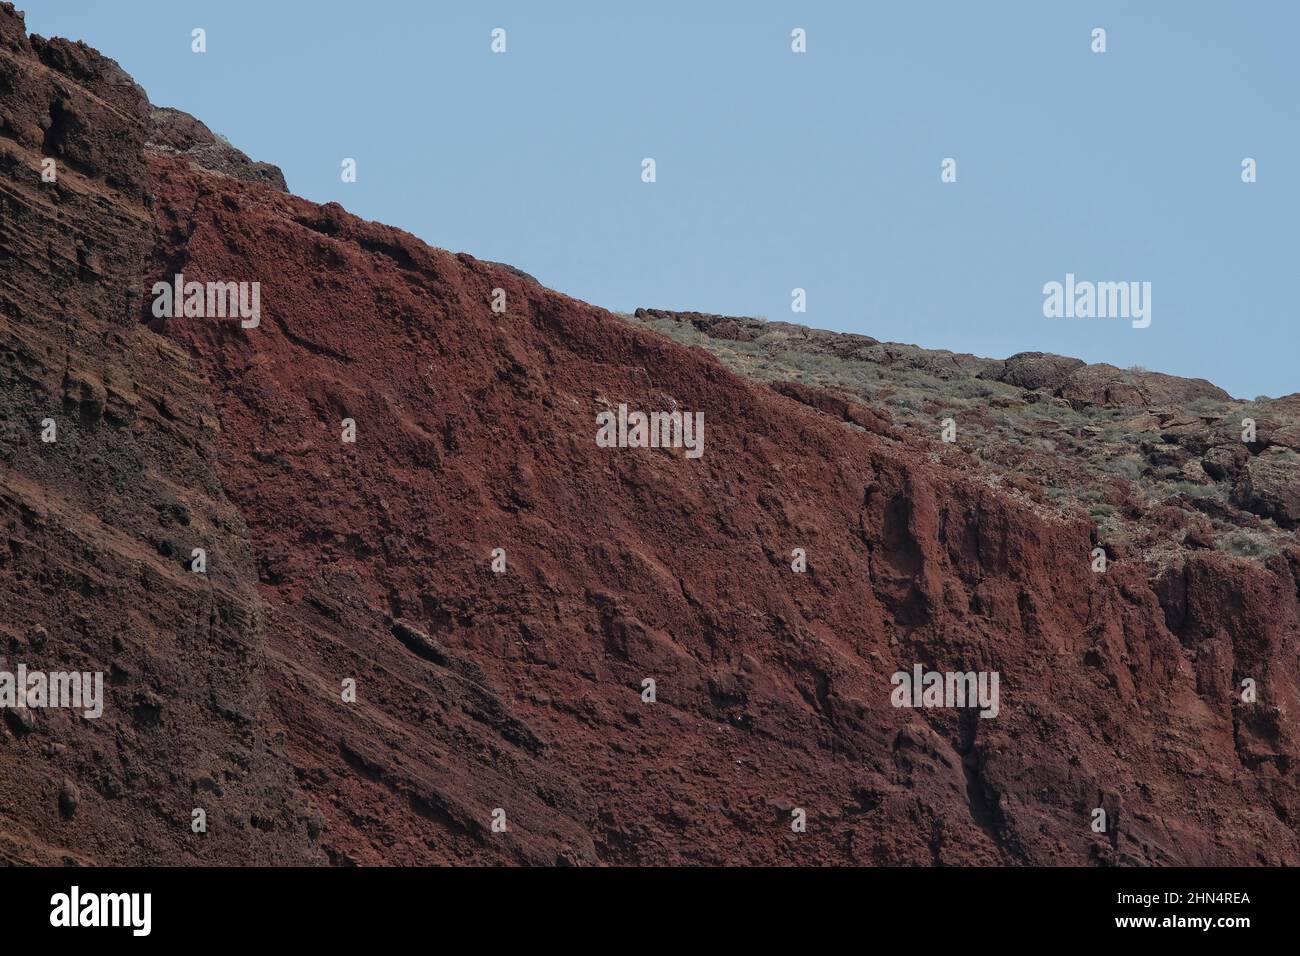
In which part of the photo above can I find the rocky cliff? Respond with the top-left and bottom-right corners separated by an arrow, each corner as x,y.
2,4 -> 1297,865
0,3 -> 315,863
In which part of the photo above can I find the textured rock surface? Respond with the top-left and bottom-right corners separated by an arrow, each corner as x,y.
138,156 -> 1300,864
1234,448 -> 1300,529
0,3 -> 318,864
146,105 -> 287,193
633,309 -> 1232,409
2,5 -> 1299,866
629,308 -> 1298,563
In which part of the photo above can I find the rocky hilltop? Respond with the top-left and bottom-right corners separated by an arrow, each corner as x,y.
2,4 -> 1297,866
628,309 -> 1300,553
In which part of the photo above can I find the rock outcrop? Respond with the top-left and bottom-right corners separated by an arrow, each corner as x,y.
146,105 -> 287,192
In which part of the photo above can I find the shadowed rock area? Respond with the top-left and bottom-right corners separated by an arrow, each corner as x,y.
0,3 -> 317,864
2,5 -> 1298,865
145,105 -> 287,193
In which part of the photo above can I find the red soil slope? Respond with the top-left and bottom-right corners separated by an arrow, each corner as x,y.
146,154 -> 1300,865
2,3 -> 1297,864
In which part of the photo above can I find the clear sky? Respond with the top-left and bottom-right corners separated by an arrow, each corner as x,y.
19,1 -> 1299,398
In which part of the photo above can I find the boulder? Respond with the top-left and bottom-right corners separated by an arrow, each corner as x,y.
1232,447 -> 1300,528
993,351 -> 1084,392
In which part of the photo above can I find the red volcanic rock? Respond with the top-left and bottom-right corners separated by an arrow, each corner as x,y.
2,3 -> 1299,866
141,149 -> 1300,865
1233,448 -> 1300,528
146,105 -> 287,192
768,380 -> 900,439
0,2 -> 316,865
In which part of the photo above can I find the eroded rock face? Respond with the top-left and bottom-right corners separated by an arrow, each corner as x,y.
1234,448 -> 1300,528
768,380 -> 899,439
2,4 -> 1299,867
0,2 -> 317,865
146,106 -> 287,192
144,150 -> 1300,865
0,16 -> 150,201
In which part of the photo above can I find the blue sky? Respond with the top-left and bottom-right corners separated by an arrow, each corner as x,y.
20,1 -> 1299,398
